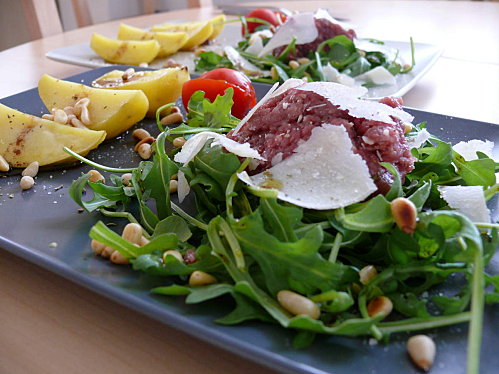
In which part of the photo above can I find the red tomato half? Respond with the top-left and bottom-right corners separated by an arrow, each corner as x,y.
182,68 -> 257,119
243,8 -> 280,35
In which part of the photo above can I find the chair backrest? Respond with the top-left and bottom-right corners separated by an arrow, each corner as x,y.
20,0 -> 214,40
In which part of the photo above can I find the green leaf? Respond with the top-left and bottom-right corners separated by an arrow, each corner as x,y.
382,162 -> 403,201
195,51 -> 234,72
187,88 -> 240,129
335,195 -> 393,233
231,211 -> 357,295
407,181 -> 432,211
433,287 -> 471,314
453,155 -> 496,187
69,173 -> 118,212
259,198 -> 301,242
390,293 -> 430,318
152,284 -> 191,296
216,293 -> 274,325
154,215 -> 192,242
186,284 -> 234,304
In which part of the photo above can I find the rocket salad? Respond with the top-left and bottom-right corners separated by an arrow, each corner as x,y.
66,84 -> 498,374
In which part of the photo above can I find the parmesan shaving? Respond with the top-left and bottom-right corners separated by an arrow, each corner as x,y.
355,66 -> 397,86
238,124 -> 377,210
296,81 -> 414,125
224,46 -> 266,77
439,186 -> 491,223
452,139 -> 494,161
258,12 -> 318,57
407,129 -> 431,149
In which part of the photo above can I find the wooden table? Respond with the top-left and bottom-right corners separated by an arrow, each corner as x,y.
1,2 -> 498,373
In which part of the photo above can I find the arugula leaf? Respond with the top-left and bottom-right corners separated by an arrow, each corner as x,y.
195,51 -> 234,72
187,89 -> 240,129
154,216 -> 192,241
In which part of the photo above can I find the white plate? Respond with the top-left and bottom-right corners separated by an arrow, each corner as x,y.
46,24 -> 442,99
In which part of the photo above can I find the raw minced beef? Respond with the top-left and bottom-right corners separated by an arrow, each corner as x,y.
273,17 -> 357,58
228,88 -> 414,194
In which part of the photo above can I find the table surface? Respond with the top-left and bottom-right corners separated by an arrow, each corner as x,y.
1,1 -> 498,373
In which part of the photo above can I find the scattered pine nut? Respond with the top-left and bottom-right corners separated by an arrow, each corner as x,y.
63,106 -> 75,115
169,179 -> 178,193
160,112 -> 184,126
91,239 -> 106,255
0,155 -> 10,172
139,236 -> 150,246
170,173 -> 178,180
172,137 -> 186,148
100,246 -> 114,258
189,270 -> 217,287
288,60 -> 300,69
133,136 -> 155,152
138,143 -> 152,159
367,296 -> 393,318
79,105 -> 91,126
270,66 -> 279,80
407,335 -> 436,372
110,250 -> 130,265
70,117 -> 87,129
87,169 -> 105,183
121,173 -> 133,186
403,122 -> 413,134
20,176 -> 35,190
297,57 -> 310,65
277,290 -> 320,319
22,161 -> 39,178
132,128 -> 150,141
139,62 -> 149,67
359,265 -> 378,285
162,249 -> 183,263
122,68 -> 135,81
391,197 -> 417,234
121,223 -> 143,245
42,114 -> 55,121
53,109 -> 68,124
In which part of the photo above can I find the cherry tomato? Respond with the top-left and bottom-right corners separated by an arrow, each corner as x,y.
243,8 -> 280,35
182,68 -> 257,119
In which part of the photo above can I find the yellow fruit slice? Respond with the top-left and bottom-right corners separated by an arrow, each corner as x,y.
207,14 -> 226,40
0,103 -> 106,167
92,67 -> 190,117
90,33 -> 160,64
117,23 -> 189,57
151,22 -> 213,50
38,74 -> 149,139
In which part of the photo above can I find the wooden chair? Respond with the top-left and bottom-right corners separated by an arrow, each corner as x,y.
20,0 -> 214,40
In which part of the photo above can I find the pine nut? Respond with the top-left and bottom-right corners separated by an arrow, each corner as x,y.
169,179 -> 178,193
189,270 -> 217,287
132,128 -> 150,141
194,47 -> 207,56
172,136 -> 186,148
91,239 -> 106,255
403,122 -> 413,134
170,106 -> 181,113
122,68 -> 135,81
297,57 -> 310,65
121,223 -> 142,245
101,246 -> 114,258
20,175 -> 35,190
162,249 -> 183,263
133,136 -> 155,152
75,97 -> 90,107
288,60 -> 299,69
138,143 -> 152,159
270,66 -> 278,80
407,335 -> 436,372
367,296 -> 393,318
277,290 -> 320,319
170,173 -> 178,180
0,155 -> 10,172
391,197 -> 417,234
79,105 -> 91,126
139,236 -> 150,246
22,161 -> 39,178
110,250 -> 130,264
42,114 -> 54,121
359,265 -> 378,285
139,62 -> 149,68
53,109 -> 68,124
160,112 -> 184,126
70,117 -> 87,129
87,169 -> 105,183
121,173 -> 133,186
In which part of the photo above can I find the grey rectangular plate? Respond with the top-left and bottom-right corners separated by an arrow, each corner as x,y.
0,66 -> 498,374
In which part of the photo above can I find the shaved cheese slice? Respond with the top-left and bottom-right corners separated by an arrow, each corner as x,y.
245,36 -> 264,55
314,8 -> 354,32
224,46 -> 266,77
323,64 -> 355,86
355,66 -> 396,86
297,81 -> 414,125
174,131 -> 264,203
452,139 -> 494,161
238,124 -> 377,210
439,186 -> 491,223
258,12 -> 318,57
407,129 -> 431,149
